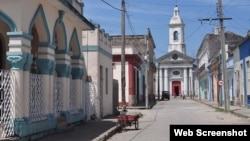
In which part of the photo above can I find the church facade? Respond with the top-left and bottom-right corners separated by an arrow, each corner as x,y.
156,6 -> 195,98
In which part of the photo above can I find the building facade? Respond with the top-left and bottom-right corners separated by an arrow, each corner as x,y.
197,33 -> 219,101
0,0 -> 94,139
156,6 -> 194,98
197,28 -> 244,107
112,29 -> 156,107
82,24 -> 113,119
237,35 -> 250,108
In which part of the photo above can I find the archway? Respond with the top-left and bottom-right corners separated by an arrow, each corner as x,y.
30,26 -> 39,73
29,4 -> 51,74
0,36 -> 4,69
69,28 -> 81,59
53,18 -> 67,76
0,21 -> 10,70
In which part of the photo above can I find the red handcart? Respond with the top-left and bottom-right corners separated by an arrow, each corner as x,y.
116,114 -> 139,130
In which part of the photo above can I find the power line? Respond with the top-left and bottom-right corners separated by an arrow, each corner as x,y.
100,0 -> 122,11
198,0 -> 231,112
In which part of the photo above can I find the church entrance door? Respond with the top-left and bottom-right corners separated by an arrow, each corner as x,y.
172,81 -> 181,96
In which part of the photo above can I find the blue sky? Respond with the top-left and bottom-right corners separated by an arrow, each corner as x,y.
83,0 -> 250,59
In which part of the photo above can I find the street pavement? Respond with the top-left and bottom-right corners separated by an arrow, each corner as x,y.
36,96 -> 250,141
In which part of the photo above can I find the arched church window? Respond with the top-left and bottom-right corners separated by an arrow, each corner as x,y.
173,31 -> 178,41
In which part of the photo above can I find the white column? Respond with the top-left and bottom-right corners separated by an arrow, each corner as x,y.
7,33 -> 32,118
42,75 -> 51,114
80,80 -> 83,109
75,79 -> 82,108
155,69 -> 158,96
62,77 -> 69,111
83,80 -> 86,113
15,70 -> 25,118
66,78 -> 70,111
164,68 -> 168,91
23,71 -> 29,117
159,68 -> 163,94
49,75 -> 54,113
189,68 -> 193,95
164,68 -> 167,91
183,68 -> 187,95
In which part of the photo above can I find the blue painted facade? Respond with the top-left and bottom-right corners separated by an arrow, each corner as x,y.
239,38 -> 250,107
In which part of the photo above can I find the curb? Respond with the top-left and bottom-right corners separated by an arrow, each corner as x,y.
193,99 -> 250,119
92,126 -> 120,141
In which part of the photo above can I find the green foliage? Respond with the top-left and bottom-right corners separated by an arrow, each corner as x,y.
215,107 -> 224,112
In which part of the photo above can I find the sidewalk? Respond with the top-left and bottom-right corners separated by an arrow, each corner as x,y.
36,102 -> 155,141
192,96 -> 250,119
35,98 -> 250,141
36,116 -> 119,141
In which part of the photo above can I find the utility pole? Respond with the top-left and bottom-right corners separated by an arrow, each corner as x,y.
198,0 -> 231,112
145,37 -> 149,108
218,0 -> 230,112
121,0 -> 126,106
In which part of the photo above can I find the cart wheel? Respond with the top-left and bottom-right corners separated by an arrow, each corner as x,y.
121,122 -> 126,130
134,120 -> 139,129
116,121 -> 120,128
117,121 -> 126,130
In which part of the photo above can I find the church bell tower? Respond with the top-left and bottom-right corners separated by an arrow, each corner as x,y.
168,6 -> 186,54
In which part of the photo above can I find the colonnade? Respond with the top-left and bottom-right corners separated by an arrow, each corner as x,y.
155,67 -> 193,97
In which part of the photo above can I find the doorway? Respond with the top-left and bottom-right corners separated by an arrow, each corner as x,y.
172,81 -> 181,96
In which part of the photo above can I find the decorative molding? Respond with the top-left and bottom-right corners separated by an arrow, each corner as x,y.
69,28 -> 81,59
6,52 -> 27,70
23,53 -> 33,71
71,68 -> 83,79
37,42 -> 56,49
0,10 -> 17,31
53,11 -> 67,52
7,32 -> 33,40
56,64 -> 71,77
36,59 -> 53,74
82,45 -> 112,59
29,4 -> 50,43
49,61 -> 56,75
58,0 -> 94,30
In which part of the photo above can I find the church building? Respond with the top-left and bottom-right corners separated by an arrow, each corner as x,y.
156,6 -> 195,98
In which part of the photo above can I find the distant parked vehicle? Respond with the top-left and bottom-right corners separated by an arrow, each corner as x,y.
161,91 -> 170,100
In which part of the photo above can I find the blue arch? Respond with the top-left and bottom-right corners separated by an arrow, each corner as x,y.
28,4 -> 50,43
52,11 -> 67,53
69,28 -> 81,59
0,10 -> 17,32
